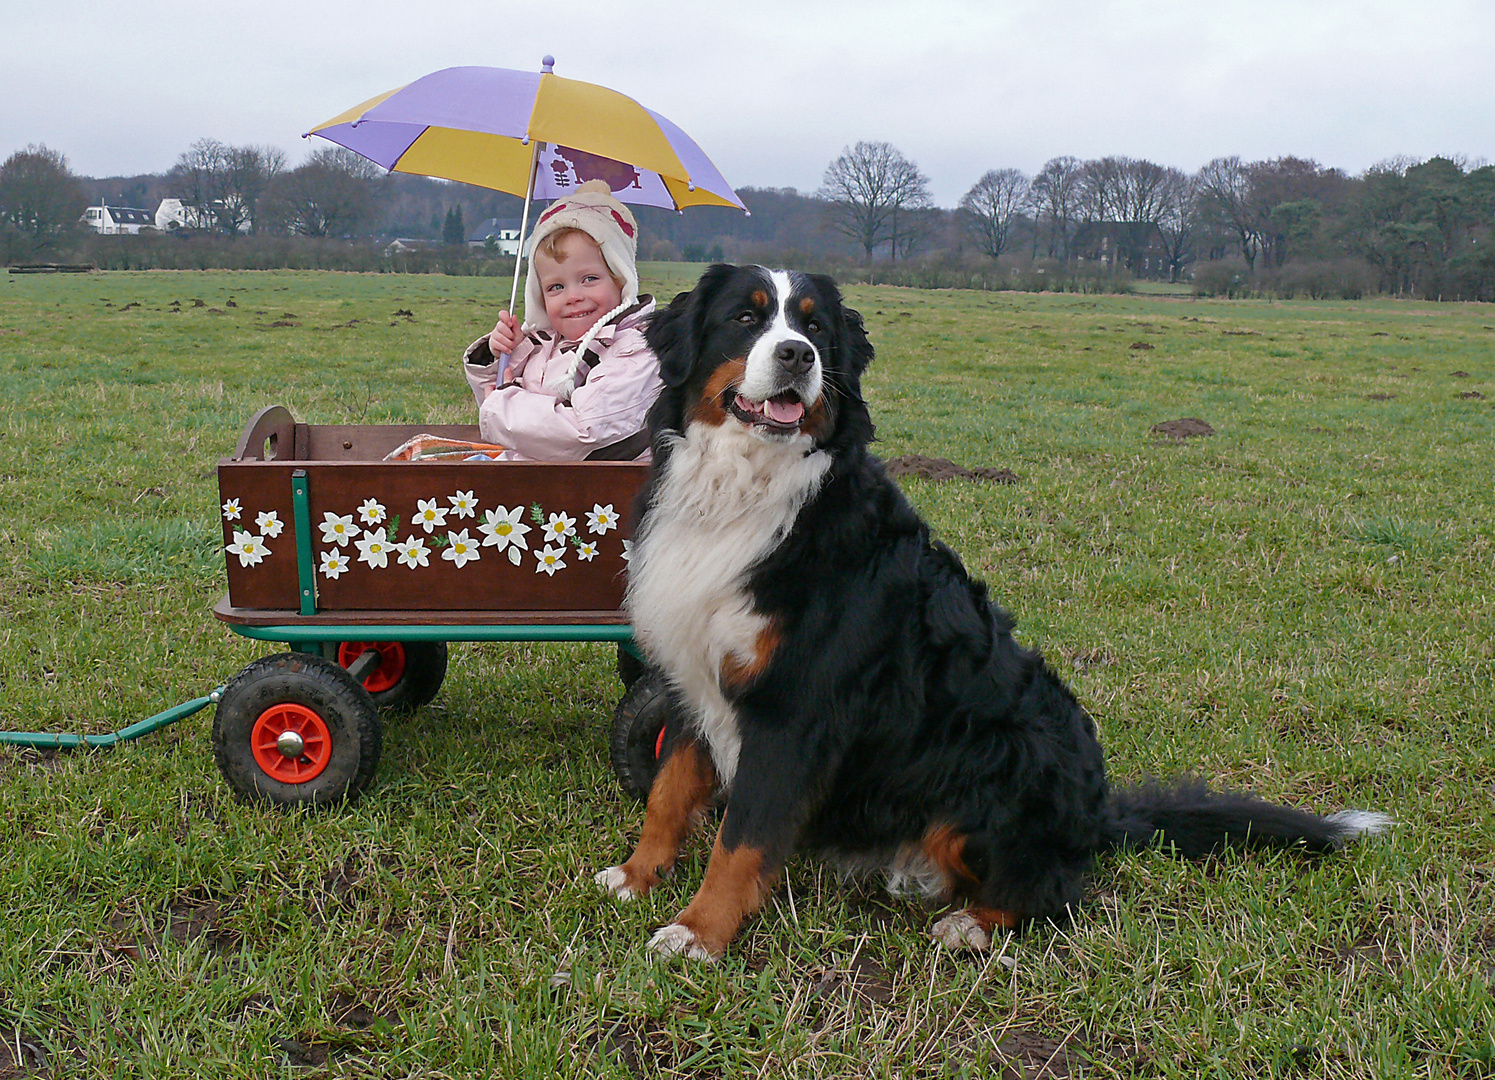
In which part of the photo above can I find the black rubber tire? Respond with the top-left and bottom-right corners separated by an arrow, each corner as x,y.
610,671 -> 674,803
616,642 -> 647,690
212,653 -> 381,808
331,640 -> 448,712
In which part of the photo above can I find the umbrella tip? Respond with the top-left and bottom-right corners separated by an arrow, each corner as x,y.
541,55 -> 555,73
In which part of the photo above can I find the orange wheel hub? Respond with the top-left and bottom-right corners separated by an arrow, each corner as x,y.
338,641 -> 407,693
251,703 -> 332,783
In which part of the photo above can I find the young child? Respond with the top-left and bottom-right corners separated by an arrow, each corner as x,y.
462,180 -> 659,461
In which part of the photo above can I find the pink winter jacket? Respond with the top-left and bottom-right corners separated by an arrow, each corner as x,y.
462,297 -> 659,461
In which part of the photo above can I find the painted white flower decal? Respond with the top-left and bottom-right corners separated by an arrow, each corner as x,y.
318,512 -> 359,547
226,530 -> 269,567
414,498 -> 448,533
442,529 -> 480,568
586,504 -> 618,535
577,541 -> 599,562
448,490 -> 478,519
319,549 -> 350,579
479,505 -> 531,566
221,498 -> 242,521
354,527 -> 391,569
621,539 -> 633,563
395,536 -> 430,569
255,510 -> 284,538
535,544 -> 567,576
357,498 -> 386,525
543,511 -> 577,544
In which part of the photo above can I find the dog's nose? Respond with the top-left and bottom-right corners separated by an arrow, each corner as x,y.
774,340 -> 815,375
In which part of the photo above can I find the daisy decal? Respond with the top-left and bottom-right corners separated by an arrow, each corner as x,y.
354,527 -> 391,569
319,549 -> 351,579
586,503 -> 619,535
318,512 -> 359,547
535,544 -> 567,576
357,498 -> 387,526
621,539 -> 633,563
255,510 -> 284,538
448,490 -> 478,519
226,530 -> 269,567
478,505 -> 531,566
577,540 -> 599,562
221,498 -> 242,521
442,529 -> 480,568
395,536 -> 430,569
414,498 -> 448,533
542,510 -> 577,544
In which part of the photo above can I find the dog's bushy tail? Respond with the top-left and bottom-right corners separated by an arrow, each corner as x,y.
1102,777 -> 1392,857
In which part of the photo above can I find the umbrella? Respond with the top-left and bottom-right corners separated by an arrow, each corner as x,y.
306,57 -> 745,318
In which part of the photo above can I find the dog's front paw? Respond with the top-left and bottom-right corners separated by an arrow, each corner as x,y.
647,923 -> 717,961
931,910 -> 991,951
594,866 -> 640,901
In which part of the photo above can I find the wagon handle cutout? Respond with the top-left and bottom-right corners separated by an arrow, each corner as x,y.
233,405 -> 295,462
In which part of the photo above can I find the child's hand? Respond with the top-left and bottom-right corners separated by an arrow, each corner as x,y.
488,311 -> 518,357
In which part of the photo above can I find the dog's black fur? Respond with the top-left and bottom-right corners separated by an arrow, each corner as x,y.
599,264 -> 1384,958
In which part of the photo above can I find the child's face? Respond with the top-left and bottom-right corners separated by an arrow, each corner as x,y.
533,232 -> 624,341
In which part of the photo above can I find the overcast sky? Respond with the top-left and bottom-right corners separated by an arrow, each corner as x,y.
5,0 -> 1492,207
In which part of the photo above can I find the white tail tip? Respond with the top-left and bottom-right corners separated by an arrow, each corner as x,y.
1325,809 -> 1395,843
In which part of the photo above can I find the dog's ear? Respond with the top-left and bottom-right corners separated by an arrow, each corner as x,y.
645,264 -> 737,388
838,303 -> 875,377
809,274 -> 875,377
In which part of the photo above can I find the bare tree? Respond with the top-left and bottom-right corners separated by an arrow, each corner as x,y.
1155,169 -> 1199,282
959,168 -> 1030,260
168,140 -> 292,235
0,144 -> 87,260
818,141 -> 931,260
1197,156 -> 1261,271
1030,156 -> 1084,261
263,148 -> 378,237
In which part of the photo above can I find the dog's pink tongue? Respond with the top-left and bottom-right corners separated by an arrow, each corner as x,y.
763,396 -> 805,424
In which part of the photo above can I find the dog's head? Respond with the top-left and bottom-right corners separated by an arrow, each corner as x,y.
643,265 -> 874,452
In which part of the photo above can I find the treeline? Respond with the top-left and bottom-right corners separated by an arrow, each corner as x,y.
4,138 -> 1492,301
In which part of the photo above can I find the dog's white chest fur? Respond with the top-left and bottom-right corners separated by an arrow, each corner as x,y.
626,424 -> 829,788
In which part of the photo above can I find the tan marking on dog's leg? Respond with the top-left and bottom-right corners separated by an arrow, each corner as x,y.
719,622 -> 781,689
649,829 -> 775,959
598,740 -> 716,900
931,906 -> 1019,951
691,359 -> 748,426
921,823 -> 981,896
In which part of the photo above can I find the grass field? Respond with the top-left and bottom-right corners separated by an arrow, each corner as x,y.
1,264 -> 1493,1078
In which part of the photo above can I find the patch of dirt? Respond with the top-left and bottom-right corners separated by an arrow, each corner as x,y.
273,1037 -> 331,1068
995,1027 -> 1087,1078
1128,341 -> 1154,350
392,309 -> 413,317
1451,370 -> 1470,377
264,320 -> 300,329
883,454 -> 1020,484
1150,418 -> 1214,440
1458,390 -> 1486,400
597,1018 -> 682,1080
329,991 -> 402,1031
807,952 -> 895,1007
1062,647 -> 1115,669
0,1028 -> 49,1078
1366,393 -> 1396,401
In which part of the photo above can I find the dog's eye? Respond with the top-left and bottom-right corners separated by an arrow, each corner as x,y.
806,318 -> 823,334
735,311 -> 757,325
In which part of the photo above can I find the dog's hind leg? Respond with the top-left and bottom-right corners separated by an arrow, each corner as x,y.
596,737 -> 716,901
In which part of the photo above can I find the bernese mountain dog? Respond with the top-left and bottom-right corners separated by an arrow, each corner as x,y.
595,263 -> 1389,960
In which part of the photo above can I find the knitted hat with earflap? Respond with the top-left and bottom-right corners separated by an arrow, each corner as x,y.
522,180 -> 641,399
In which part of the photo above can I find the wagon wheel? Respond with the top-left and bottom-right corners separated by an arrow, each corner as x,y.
610,670 -> 675,803
212,653 -> 381,807
335,640 -> 448,712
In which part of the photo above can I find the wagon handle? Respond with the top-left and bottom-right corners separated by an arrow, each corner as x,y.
234,405 -> 296,462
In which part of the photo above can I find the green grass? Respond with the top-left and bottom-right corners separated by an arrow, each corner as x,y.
1,267 -> 1492,1077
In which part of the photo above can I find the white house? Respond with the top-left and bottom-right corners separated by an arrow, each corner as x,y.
468,218 -> 523,255
155,198 -> 216,232
82,206 -> 154,234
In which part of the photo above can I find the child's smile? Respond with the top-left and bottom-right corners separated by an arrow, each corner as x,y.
533,232 -> 624,342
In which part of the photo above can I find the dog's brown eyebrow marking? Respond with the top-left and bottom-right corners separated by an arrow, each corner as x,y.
799,297 -> 816,316
750,290 -> 769,310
